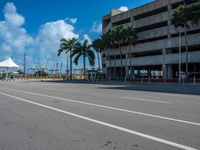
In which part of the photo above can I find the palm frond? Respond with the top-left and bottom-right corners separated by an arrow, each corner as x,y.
73,53 -> 82,65
57,49 -> 63,56
86,49 -> 95,66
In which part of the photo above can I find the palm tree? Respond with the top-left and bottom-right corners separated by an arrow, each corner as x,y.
58,38 -> 78,80
111,26 -> 126,80
71,39 -> 95,77
92,39 -> 103,78
172,4 -> 190,78
172,0 -> 200,78
124,27 -> 138,79
101,32 -> 112,80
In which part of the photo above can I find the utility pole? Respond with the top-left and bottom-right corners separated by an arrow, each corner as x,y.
24,52 -> 26,78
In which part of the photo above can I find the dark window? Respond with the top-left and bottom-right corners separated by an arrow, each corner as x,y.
138,35 -> 168,43
136,21 -> 168,32
102,64 -> 106,67
167,44 -> 200,53
130,50 -> 162,58
134,6 -> 167,20
112,18 -> 131,26
107,54 -> 126,60
171,28 -> 200,38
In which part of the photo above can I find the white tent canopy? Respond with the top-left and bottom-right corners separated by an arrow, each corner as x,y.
0,57 -> 20,80
0,57 -> 19,68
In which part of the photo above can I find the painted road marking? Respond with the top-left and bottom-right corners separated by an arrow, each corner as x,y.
43,87 -> 106,97
154,92 -> 200,99
120,96 -> 171,104
3,88 -> 200,127
0,91 -> 198,150
44,88 -> 171,103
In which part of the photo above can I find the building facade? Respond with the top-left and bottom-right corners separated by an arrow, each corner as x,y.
102,0 -> 200,80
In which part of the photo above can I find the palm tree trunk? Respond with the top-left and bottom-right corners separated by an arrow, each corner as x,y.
106,49 -> 111,80
184,24 -> 188,79
98,52 -> 101,79
66,54 -> 68,79
129,44 -> 131,80
83,55 -> 86,78
70,51 -> 72,80
114,54 -> 116,80
120,46 -> 123,80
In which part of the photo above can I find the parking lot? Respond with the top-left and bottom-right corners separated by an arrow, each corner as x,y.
0,80 -> 200,150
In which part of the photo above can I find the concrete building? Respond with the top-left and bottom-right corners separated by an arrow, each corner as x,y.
102,0 -> 200,80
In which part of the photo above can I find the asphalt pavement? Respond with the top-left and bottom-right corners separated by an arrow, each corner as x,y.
0,80 -> 200,150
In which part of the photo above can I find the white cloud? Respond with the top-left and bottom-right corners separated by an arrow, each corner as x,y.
91,22 -> 102,33
35,20 -> 79,65
4,2 -> 25,27
82,34 -> 92,44
0,2 -> 79,69
0,2 -> 33,59
65,17 -> 77,24
118,6 -> 128,12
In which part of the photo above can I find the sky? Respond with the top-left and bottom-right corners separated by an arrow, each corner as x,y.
0,0 -> 153,72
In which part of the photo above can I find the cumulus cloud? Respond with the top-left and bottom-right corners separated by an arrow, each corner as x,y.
91,22 -> 102,33
4,2 -> 25,27
0,2 -> 79,69
65,17 -> 77,24
0,2 -> 33,60
35,20 -> 79,65
0,2 -> 100,71
118,6 -> 128,12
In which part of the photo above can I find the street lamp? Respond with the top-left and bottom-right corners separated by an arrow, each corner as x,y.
178,30 -> 182,82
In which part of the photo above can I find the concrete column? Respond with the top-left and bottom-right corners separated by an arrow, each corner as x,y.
166,65 -> 173,79
167,0 -> 172,39
162,64 -> 166,79
162,41 -> 166,79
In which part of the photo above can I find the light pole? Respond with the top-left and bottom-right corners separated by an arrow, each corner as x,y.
178,31 -> 182,82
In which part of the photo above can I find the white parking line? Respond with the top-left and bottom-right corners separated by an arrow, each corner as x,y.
3,87 -> 200,126
44,88 -> 171,104
120,97 -> 171,104
0,91 -> 198,150
154,92 -> 200,99
43,87 -> 107,97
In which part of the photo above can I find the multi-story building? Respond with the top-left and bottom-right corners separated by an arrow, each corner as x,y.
102,0 -> 200,80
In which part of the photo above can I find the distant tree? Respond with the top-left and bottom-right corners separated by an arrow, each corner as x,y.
58,38 -> 78,80
92,39 -> 104,77
34,70 -> 48,76
100,32 -> 113,80
71,39 -> 95,77
17,69 -> 24,75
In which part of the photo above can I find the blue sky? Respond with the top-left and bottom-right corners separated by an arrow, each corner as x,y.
0,0 -> 153,72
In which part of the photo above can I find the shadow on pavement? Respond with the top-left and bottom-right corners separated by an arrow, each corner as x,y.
40,79 -> 200,96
